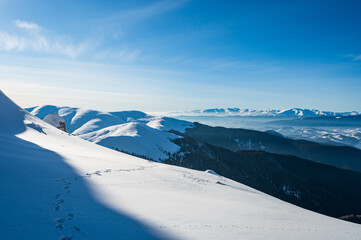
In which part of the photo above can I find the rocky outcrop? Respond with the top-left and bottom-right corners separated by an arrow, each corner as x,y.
43,113 -> 67,132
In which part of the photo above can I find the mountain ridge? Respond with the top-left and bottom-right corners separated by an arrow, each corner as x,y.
169,108 -> 361,117
26,105 -> 193,160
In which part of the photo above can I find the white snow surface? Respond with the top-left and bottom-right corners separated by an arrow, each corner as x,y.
80,122 -> 181,160
146,116 -> 192,132
27,105 -> 193,160
2,91 -> 361,239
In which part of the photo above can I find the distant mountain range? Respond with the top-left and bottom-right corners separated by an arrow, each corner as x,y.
166,108 -> 361,150
170,108 -> 361,118
27,105 -> 361,173
267,114 -> 361,127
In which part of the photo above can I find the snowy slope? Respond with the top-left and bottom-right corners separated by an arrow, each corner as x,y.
29,105 -> 148,134
80,122 -> 181,160
2,92 -> 361,239
27,105 -> 193,160
146,116 -> 192,133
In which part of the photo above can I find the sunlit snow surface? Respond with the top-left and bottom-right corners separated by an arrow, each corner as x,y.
28,105 -> 193,160
2,92 -> 361,239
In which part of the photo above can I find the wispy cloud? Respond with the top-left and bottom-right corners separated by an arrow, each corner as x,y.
90,1 -> 190,60
112,0 -> 189,22
0,20 -> 95,58
0,2 -> 189,60
117,49 -> 141,61
93,48 -> 142,62
0,32 -> 26,51
344,54 -> 361,61
97,0 -> 190,39
14,20 -> 40,30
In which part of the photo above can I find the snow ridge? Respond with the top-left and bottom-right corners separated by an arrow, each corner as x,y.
26,105 -> 193,160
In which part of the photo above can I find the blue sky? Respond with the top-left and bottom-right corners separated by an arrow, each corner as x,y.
0,0 -> 360,112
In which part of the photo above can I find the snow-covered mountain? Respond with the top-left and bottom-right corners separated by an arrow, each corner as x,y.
170,108 -> 360,118
26,105 -> 193,160
80,122 -> 181,160
2,93 -> 361,239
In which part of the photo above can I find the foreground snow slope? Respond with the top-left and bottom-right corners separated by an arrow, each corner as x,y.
1,91 -> 361,240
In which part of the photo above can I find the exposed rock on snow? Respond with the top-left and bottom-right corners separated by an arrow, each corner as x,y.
44,113 -> 67,132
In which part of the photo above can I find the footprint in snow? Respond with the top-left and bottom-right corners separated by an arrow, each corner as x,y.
54,205 -> 61,211
56,223 -> 64,230
72,226 -> 81,232
59,235 -> 73,240
54,218 -> 65,223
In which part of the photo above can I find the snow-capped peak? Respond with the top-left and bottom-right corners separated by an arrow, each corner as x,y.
171,107 -> 360,118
